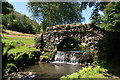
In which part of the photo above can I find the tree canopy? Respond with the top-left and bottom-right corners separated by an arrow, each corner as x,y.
80,2 -> 120,32
27,2 -> 84,30
2,1 -> 14,15
91,2 -> 120,32
2,1 -> 120,33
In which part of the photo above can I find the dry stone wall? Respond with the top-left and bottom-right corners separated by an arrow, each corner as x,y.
35,23 -> 105,53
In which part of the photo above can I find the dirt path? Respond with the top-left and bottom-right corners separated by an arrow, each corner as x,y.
2,30 -> 35,38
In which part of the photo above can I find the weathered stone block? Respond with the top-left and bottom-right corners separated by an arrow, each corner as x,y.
35,23 -> 105,53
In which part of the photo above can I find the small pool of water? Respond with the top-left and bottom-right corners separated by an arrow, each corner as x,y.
23,63 -> 83,78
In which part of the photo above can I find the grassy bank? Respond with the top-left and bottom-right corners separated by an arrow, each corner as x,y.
2,30 -> 37,54
2,37 -> 36,54
2,30 -> 41,77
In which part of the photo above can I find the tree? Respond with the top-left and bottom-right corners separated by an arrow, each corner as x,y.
92,2 -> 120,32
2,10 -> 40,34
80,2 -> 109,20
80,2 -> 120,32
27,2 -> 84,30
2,1 -> 14,15
1,1 -> 40,34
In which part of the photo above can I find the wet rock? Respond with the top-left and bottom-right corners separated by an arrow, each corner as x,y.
5,72 -> 37,79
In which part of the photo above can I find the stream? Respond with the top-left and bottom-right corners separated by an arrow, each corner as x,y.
23,63 -> 84,79
22,51 -> 92,79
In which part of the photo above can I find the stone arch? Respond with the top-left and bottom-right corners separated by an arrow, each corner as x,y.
35,23 -> 105,52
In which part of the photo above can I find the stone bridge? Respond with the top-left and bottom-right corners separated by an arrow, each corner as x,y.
35,23 -> 105,52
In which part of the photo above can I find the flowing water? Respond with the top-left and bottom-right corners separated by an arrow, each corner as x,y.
23,51 -> 91,79
24,63 -> 83,79
53,51 -> 90,64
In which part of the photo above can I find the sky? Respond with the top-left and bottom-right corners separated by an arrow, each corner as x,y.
7,1 -> 93,24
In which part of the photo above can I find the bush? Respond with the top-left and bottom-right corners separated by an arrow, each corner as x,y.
5,63 -> 18,75
2,37 -> 39,76
41,50 -> 57,61
60,66 -> 108,80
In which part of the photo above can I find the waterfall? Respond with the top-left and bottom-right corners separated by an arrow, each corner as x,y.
53,51 -> 91,64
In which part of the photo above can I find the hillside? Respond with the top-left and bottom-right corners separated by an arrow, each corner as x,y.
2,30 -> 35,38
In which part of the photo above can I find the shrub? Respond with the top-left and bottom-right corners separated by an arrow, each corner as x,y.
60,66 -> 108,80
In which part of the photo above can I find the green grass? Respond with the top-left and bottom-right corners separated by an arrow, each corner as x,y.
2,37 -> 34,45
2,37 -> 37,55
